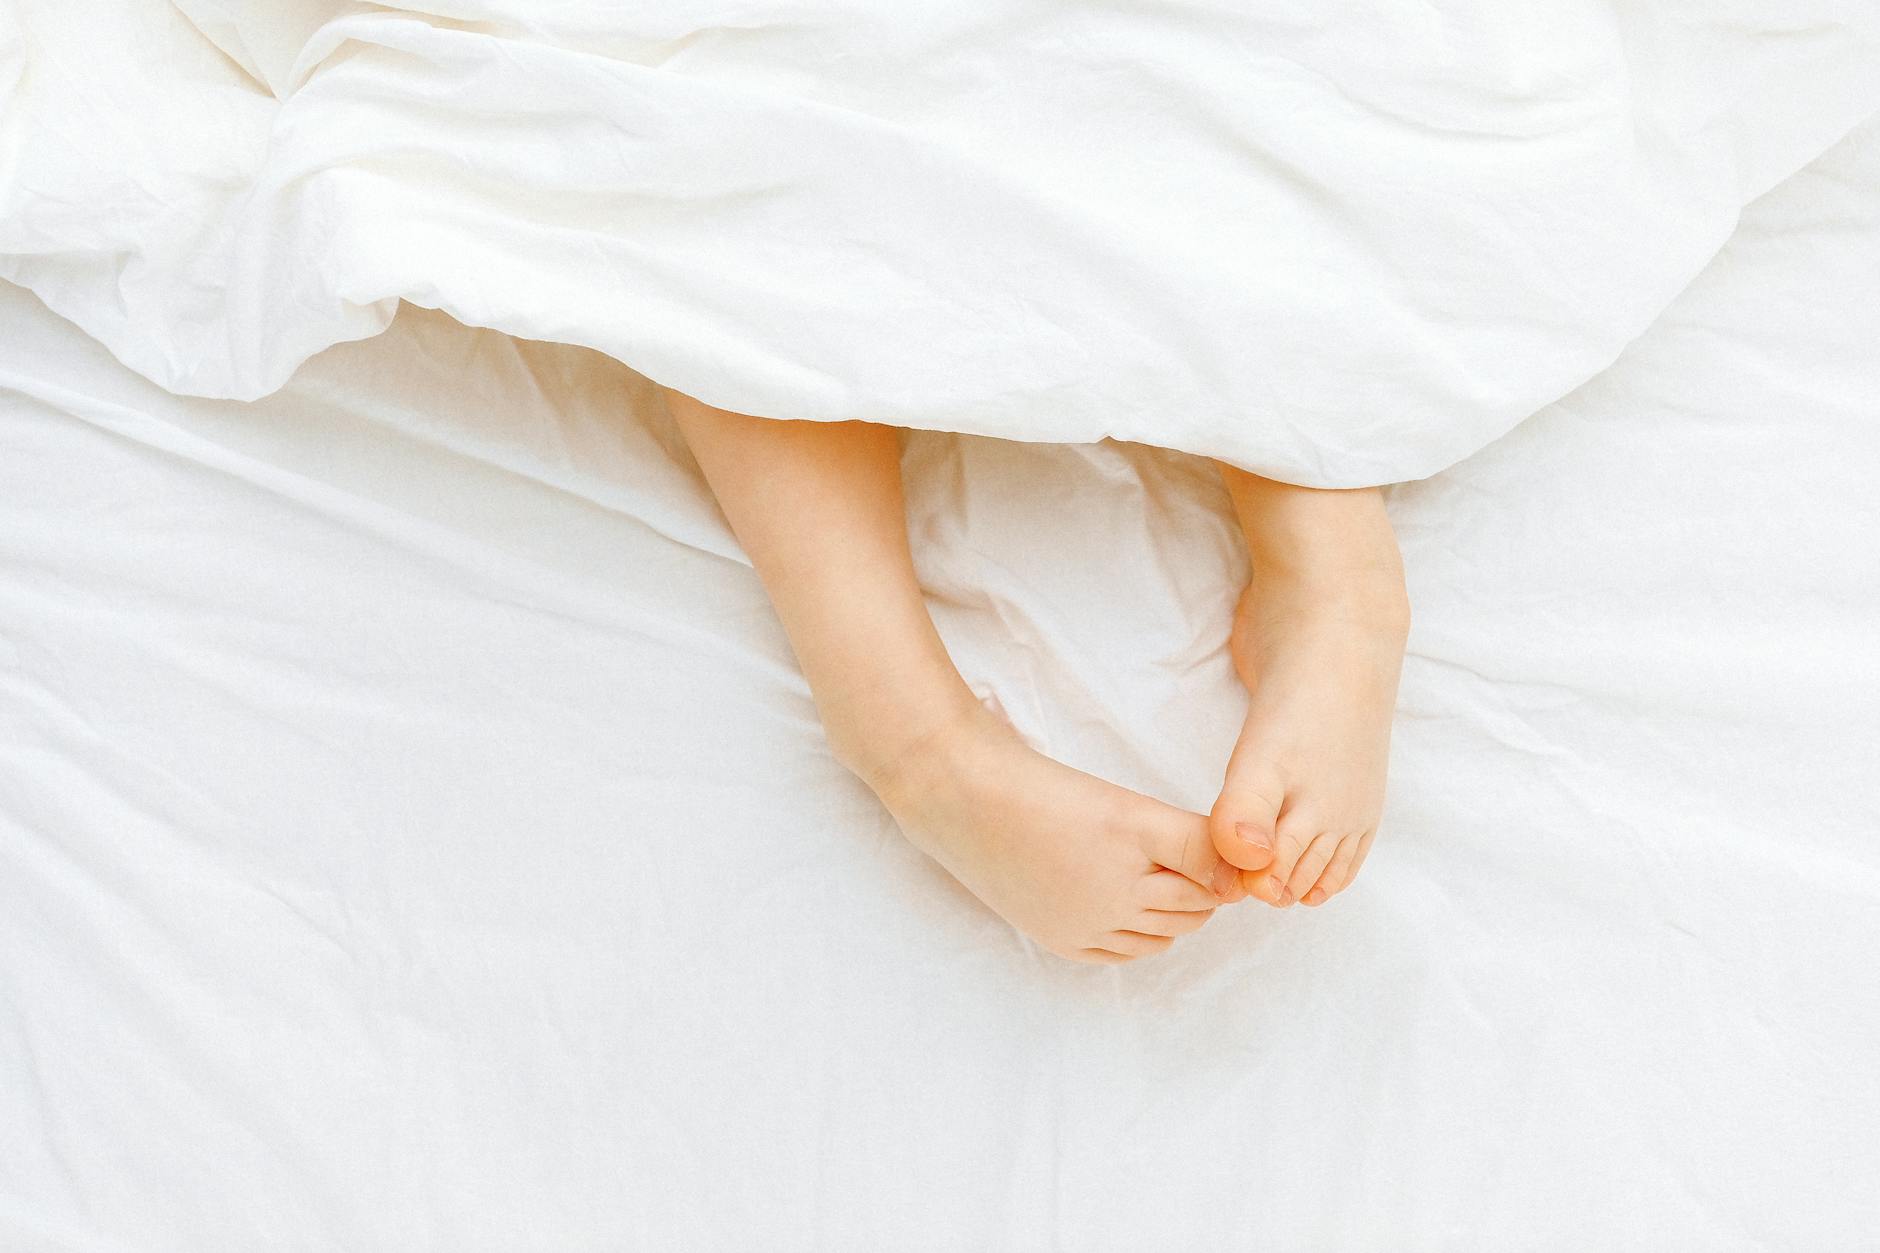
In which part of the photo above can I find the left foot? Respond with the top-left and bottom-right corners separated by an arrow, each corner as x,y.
868,700 -> 1240,963
1209,572 -> 1409,907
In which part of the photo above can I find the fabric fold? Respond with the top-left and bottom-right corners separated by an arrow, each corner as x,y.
2,0 -> 1876,484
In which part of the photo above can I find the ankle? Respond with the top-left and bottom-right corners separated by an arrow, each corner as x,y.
1222,474 -> 1397,573
1235,489 -> 1408,630
1234,564 -> 1411,659
1253,561 -> 1410,631
824,681 -> 989,806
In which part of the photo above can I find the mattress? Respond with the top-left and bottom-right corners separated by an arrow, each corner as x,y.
4,4 -> 1880,1250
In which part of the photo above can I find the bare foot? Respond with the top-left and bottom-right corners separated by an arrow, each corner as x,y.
868,703 -> 1241,963
1209,574 -> 1409,908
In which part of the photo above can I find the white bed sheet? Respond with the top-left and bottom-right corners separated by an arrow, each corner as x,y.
3,95 -> 1879,1253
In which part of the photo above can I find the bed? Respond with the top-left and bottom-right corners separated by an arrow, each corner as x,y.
3,5 -> 1878,1249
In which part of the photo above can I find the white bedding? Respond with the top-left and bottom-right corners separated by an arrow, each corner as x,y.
4,4 -> 1880,1250
3,2 -> 1878,483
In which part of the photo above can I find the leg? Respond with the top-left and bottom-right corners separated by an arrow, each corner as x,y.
665,390 -> 1243,960
1208,464 -> 1410,907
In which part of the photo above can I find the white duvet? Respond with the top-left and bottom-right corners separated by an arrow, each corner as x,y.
3,3 -> 1880,1250
5,1 -> 1879,482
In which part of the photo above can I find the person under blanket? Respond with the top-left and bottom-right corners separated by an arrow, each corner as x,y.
664,391 -> 1408,962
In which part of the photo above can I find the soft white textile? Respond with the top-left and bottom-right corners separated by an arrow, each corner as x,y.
4,114 -> 1880,1253
3,4 -> 1880,1249
2,1 -> 1878,483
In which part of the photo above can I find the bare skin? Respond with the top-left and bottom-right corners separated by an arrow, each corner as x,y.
873,700 -> 1236,962
1208,466 -> 1410,908
665,391 -> 1241,962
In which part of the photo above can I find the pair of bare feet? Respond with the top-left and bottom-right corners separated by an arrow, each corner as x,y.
865,551 -> 1410,964
664,390 -> 1407,964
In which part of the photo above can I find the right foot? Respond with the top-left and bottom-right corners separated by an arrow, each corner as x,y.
865,702 -> 1241,963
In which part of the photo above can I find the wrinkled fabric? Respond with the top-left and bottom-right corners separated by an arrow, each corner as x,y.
2,99 -> 1879,1250
1,2 -> 1877,483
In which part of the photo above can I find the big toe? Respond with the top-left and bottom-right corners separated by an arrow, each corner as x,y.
1209,757 -> 1282,873
1139,801 -> 1243,902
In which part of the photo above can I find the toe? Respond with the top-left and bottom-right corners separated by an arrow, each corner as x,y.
1350,828 -> 1377,877
1286,832 -> 1343,901
1308,824 -> 1368,903
1139,869 -> 1223,912
1338,824 -> 1383,891
1102,931 -> 1176,959
1302,832 -> 1361,903
1132,908 -> 1215,938
1260,816 -> 1318,905
1141,804 -> 1243,902
1208,754 -> 1283,873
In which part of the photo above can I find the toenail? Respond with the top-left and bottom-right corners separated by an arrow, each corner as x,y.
1235,821 -> 1272,850
1278,887 -> 1295,907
